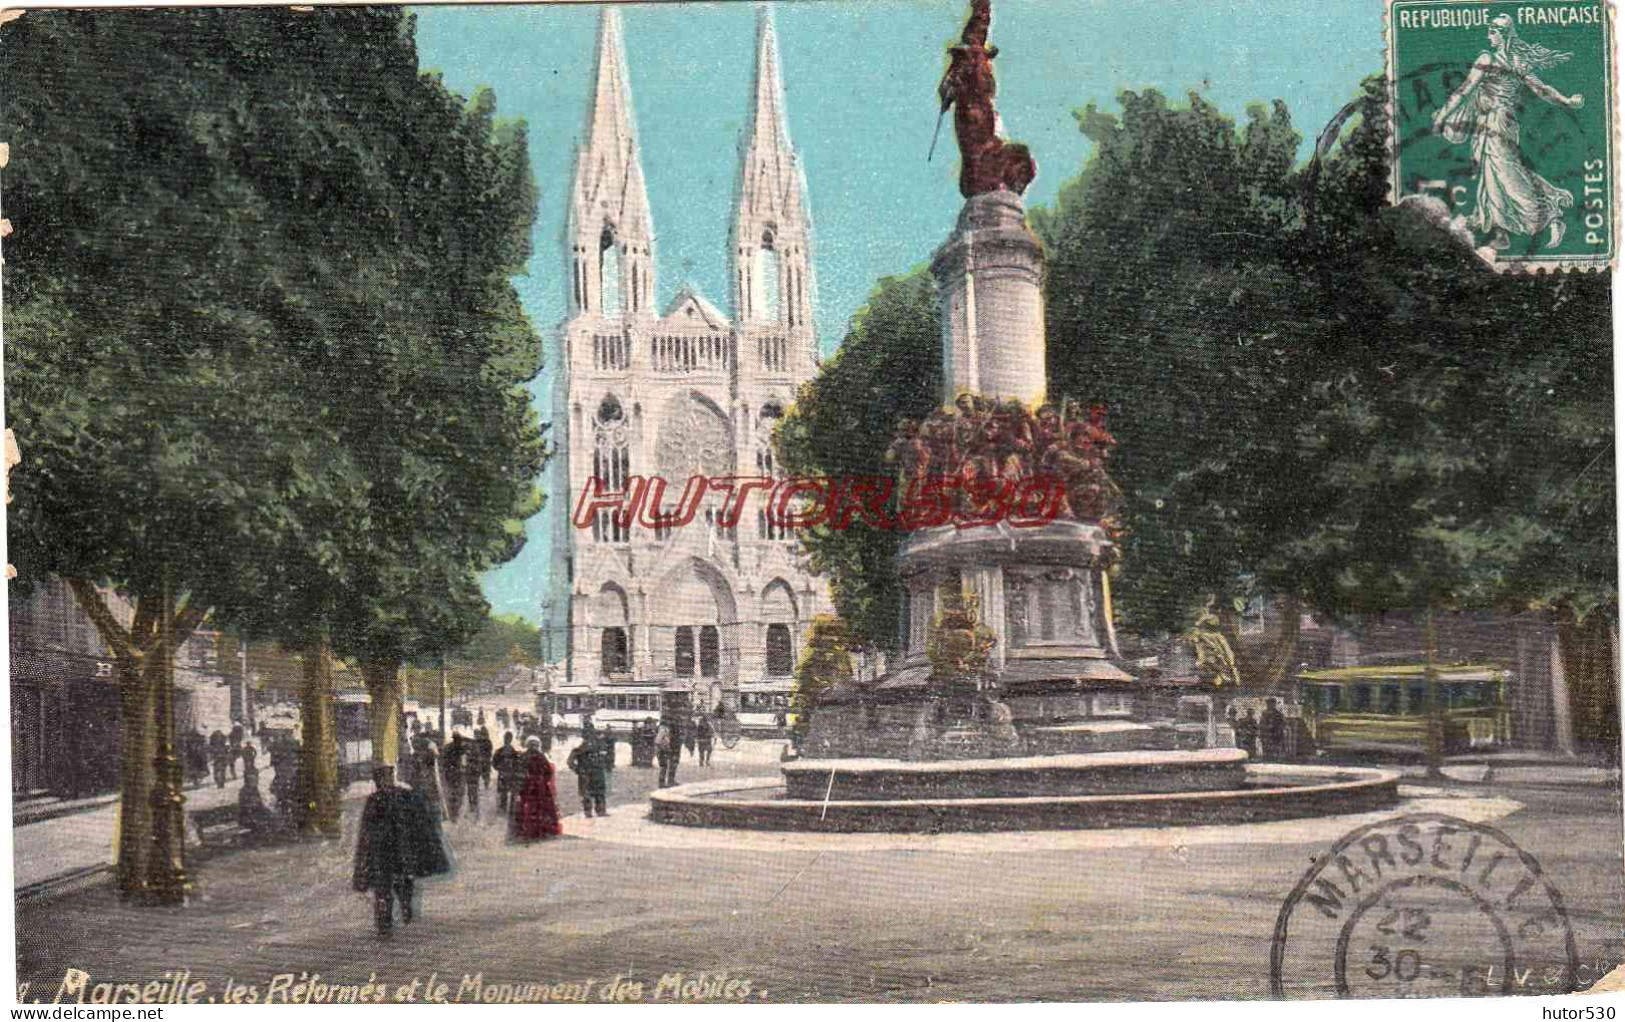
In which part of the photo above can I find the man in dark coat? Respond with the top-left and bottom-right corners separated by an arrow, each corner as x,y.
228,722 -> 244,779
473,727 -> 495,791
352,765 -> 451,935
440,733 -> 469,821
567,727 -> 608,818
462,732 -> 484,821
492,731 -> 521,814
208,730 -> 231,788
1260,697 -> 1287,761
695,714 -> 715,767
183,727 -> 209,789
1236,708 -> 1260,758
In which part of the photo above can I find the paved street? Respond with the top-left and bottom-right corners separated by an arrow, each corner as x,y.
13,767 -> 305,891
14,741 -> 1624,1003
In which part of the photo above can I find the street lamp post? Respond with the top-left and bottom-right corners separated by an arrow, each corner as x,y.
439,654 -> 448,735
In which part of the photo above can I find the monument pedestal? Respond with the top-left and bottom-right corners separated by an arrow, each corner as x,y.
803,519 -> 1136,761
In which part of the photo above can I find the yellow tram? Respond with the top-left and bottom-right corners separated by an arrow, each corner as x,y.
1296,665 -> 1511,756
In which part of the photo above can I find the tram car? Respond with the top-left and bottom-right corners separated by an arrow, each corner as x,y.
737,686 -> 792,736
1295,664 -> 1510,756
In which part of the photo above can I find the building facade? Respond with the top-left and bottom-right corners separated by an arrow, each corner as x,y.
545,8 -> 830,722
10,578 -> 243,798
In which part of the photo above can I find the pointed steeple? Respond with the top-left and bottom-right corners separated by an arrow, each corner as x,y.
743,8 -> 792,189
567,8 -> 655,321
732,5 -> 817,355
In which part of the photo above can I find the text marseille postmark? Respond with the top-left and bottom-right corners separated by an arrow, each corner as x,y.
1271,813 -> 1578,998
1387,0 -> 1615,269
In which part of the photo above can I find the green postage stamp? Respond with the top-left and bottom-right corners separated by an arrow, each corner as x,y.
1387,0 -> 1616,268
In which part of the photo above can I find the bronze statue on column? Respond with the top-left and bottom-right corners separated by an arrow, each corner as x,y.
936,0 -> 1037,197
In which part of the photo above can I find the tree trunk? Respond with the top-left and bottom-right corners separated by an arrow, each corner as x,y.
1261,593 -> 1303,689
362,656 -> 403,771
145,580 -> 189,904
1549,625 -> 1577,757
298,634 -> 341,838
64,579 -> 208,900
114,651 -> 153,896
1556,606 -> 1620,752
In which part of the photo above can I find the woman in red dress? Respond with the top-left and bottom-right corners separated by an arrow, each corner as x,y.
509,736 -> 563,842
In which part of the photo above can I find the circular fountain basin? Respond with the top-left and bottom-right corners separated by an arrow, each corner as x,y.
781,749 -> 1247,801
649,762 -> 1401,833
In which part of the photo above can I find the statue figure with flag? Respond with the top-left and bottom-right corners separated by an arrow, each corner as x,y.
932,0 -> 1037,197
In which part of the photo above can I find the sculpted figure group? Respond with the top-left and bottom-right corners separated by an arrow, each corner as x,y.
885,394 -> 1121,527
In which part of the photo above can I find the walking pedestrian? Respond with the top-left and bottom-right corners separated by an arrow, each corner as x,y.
208,730 -> 230,788
236,741 -> 276,838
1237,708 -> 1260,758
493,732 -> 520,814
655,718 -> 680,788
183,727 -> 209,789
567,728 -> 608,818
474,727 -> 495,791
1260,697 -> 1287,761
228,722 -> 244,780
695,714 -> 714,766
352,766 -> 451,936
683,715 -> 697,757
441,732 -> 469,821
632,717 -> 657,768
462,733 -> 483,821
411,734 -> 448,822
510,737 -> 563,843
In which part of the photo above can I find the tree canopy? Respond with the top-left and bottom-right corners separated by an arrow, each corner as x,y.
3,6 -> 547,873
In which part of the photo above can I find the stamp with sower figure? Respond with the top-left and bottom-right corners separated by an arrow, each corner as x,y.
1387,0 -> 1614,268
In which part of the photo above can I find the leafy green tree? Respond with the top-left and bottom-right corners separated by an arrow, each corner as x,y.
2,8 -> 387,890
1034,89 -> 1317,670
775,269 -> 941,651
3,7 -> 545,857
789,615 -> 855,743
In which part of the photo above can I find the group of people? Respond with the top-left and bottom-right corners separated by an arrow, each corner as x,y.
181,722 -> 250,790
625,712 -> 717,780
1229,697 -> 1289,760
179,720 -> 304,840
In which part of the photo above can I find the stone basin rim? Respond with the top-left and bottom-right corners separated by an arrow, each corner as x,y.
779,748 -> 1247,775
655,763 -> 1400,811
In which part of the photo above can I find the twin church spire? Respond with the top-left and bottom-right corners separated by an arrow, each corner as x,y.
565,6 -> 816,333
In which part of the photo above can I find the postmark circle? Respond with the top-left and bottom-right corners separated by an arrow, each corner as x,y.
1270,813 -> 1577,998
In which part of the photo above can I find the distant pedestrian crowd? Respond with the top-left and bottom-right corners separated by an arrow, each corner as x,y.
354,703 -> 730,936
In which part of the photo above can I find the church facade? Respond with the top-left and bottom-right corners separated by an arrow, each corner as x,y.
544,8 -> 830,722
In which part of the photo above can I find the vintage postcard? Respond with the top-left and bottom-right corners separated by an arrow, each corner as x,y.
2,0 -> 1622,1007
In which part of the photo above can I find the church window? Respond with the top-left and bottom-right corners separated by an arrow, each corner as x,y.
599,223 -> 622,316
675,626 -> 696,677
756,405 -> 787,541
600,627 -> 630,676
592,396 -> 630,544
699,625 -> 720,678
765,624 -> 793,677
759,229 -> 781,323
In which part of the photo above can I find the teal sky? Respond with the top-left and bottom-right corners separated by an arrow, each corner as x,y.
411,0 -> 1382,626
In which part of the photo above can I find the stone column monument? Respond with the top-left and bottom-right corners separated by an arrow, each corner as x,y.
802,0 -> 1135,762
